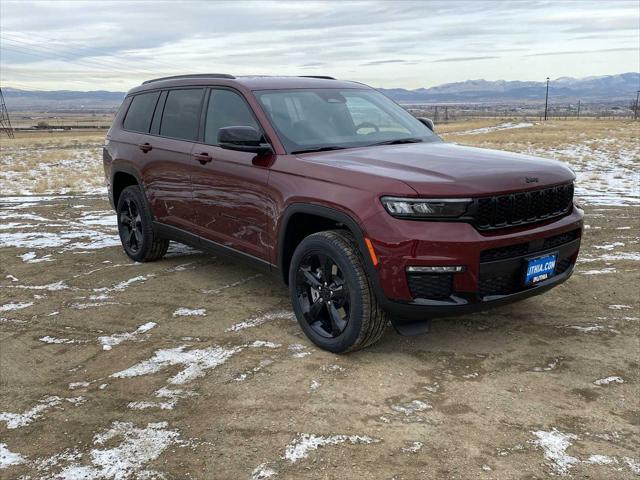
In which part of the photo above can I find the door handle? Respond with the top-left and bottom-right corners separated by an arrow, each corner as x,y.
194,152 -> 213,165
138,143 -> 153,153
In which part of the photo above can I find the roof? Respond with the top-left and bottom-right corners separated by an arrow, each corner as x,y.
127,74 -> 368,95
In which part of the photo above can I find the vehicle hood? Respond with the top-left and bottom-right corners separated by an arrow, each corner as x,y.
297,142 -> 575,196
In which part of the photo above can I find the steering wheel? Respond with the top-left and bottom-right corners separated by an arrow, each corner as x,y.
355,122 -> 380,134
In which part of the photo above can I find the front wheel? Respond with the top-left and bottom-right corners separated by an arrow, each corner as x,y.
288,230 -> 389,353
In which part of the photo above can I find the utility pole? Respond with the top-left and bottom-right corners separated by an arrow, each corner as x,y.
0,88 -> 15,139
577,100 -> 581,119
634,90 -> 640,120
544,77 -> 550,121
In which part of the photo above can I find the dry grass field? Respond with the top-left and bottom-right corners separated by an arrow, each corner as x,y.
0,119 -> 638,479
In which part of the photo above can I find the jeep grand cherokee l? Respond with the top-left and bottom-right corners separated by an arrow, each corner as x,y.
103,74 -> 583,353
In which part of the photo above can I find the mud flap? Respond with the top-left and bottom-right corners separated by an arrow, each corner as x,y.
391,317 -> 432,336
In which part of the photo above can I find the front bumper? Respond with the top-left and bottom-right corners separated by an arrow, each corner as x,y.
363,206 -> 584,333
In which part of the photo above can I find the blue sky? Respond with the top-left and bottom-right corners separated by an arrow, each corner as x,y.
1,0 -> 638,91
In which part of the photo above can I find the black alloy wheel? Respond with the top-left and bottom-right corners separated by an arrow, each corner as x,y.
118,197 -> 143,255
116,185 -> 169,262
295,252 -> 350,338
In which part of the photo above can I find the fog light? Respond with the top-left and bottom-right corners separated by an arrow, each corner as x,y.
406,265 -> 465,273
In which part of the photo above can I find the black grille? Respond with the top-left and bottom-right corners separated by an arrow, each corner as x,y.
480,242 -> 529,262
479,273 -> 520,296
542,229 -> 581,250
473,183 -> 574,230
480,229 -> 581,263
407,273 -> 453,300
555,257 -> 572,274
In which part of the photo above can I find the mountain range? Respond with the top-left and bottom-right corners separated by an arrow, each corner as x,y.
3,73 -> 638,110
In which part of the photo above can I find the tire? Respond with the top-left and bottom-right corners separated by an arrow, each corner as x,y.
288,230 -> 389,353
116,185 -> 169,262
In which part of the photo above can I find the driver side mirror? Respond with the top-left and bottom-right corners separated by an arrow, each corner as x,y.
417,117 -> 435,132
218,126 -> 273,155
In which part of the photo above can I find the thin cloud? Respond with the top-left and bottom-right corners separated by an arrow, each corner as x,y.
526,47 -> 637,57
432,56 -> 499,63
361,59 -> 410,66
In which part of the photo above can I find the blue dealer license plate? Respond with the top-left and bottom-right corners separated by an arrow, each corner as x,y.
524,253 -> 558,285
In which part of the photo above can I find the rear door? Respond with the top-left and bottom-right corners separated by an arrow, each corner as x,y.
144,88 -> 205,231
190,88 -> 272,260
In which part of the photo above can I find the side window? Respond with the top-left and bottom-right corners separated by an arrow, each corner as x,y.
123,91 -> 160,133
149,91 -> 167,135
204,89 -> 260,145
160,89 -> 204,141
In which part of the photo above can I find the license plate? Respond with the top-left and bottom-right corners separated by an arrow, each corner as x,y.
524,252 -> 558,285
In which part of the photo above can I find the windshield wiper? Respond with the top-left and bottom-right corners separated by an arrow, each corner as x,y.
291,146 -> 347,154
367,137 -> 424,147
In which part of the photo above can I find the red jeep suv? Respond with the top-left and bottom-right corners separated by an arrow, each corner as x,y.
103,74 -> 583,352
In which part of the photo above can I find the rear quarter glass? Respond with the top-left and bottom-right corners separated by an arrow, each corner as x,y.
123,91 -> 160,133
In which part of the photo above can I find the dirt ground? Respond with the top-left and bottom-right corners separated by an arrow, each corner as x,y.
0,121 -> 639,479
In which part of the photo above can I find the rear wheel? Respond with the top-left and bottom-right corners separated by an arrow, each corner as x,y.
116,185 -> 168,262
288,230 -> 389,353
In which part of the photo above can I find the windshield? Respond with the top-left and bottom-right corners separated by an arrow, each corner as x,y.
254,88 -> 441,154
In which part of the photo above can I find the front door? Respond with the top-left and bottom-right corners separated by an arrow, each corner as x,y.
190,88 -> 272,260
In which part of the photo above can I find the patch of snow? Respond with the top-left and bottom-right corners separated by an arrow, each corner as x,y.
0,396 -> 62,429
68,381 -> 91,389
283,433 -> 379,463
9,281 -> 68,291
402,441 -> 423,453
249,340 -> 281,349
531,428 -> 579,475
0,302 -> 33,312
593,242 -> 624,250
5,274 -> 19,282
585,455 -> 617,465
226,310 -> 295,332
53,421 -> 181,479
562,324 -> 619,334
462,372 -> 479,379
532,358 -> 559,372
111,345 -> 241,385
250,463 -> 277,479
623,457 -> 640,474
457,122 -> 535,135
288,343 -> 312,358
0,443 -> 26,469
391,400 -> 432,416
40,336 -> 76,344
19,251 -> 53,263
608,304 -> 631,310
201,273 -> 263,294
98,322 -> 157,350
128,387 -> 196,410
173,307 -> 206,317
579,267 -> 616,275
309,380 -> 321,391
93,275 -> 155,294
593,376 -> 623,386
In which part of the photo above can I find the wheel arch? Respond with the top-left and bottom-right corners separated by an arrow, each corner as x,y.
110,164 -> 144,209
277,203 -> 380,289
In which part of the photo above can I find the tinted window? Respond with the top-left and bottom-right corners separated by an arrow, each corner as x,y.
204,89 -> 260,144
160,89 -> 204,141
149,91 -> 167,134
123,92 -> 160,133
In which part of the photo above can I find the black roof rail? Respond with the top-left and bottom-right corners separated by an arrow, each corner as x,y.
142,73 -> 235,84
298,75 -> 336,80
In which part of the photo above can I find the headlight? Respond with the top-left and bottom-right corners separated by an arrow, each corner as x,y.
381,196 -> 471,218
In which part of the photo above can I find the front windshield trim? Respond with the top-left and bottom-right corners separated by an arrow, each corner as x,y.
253,88 -> 440,154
